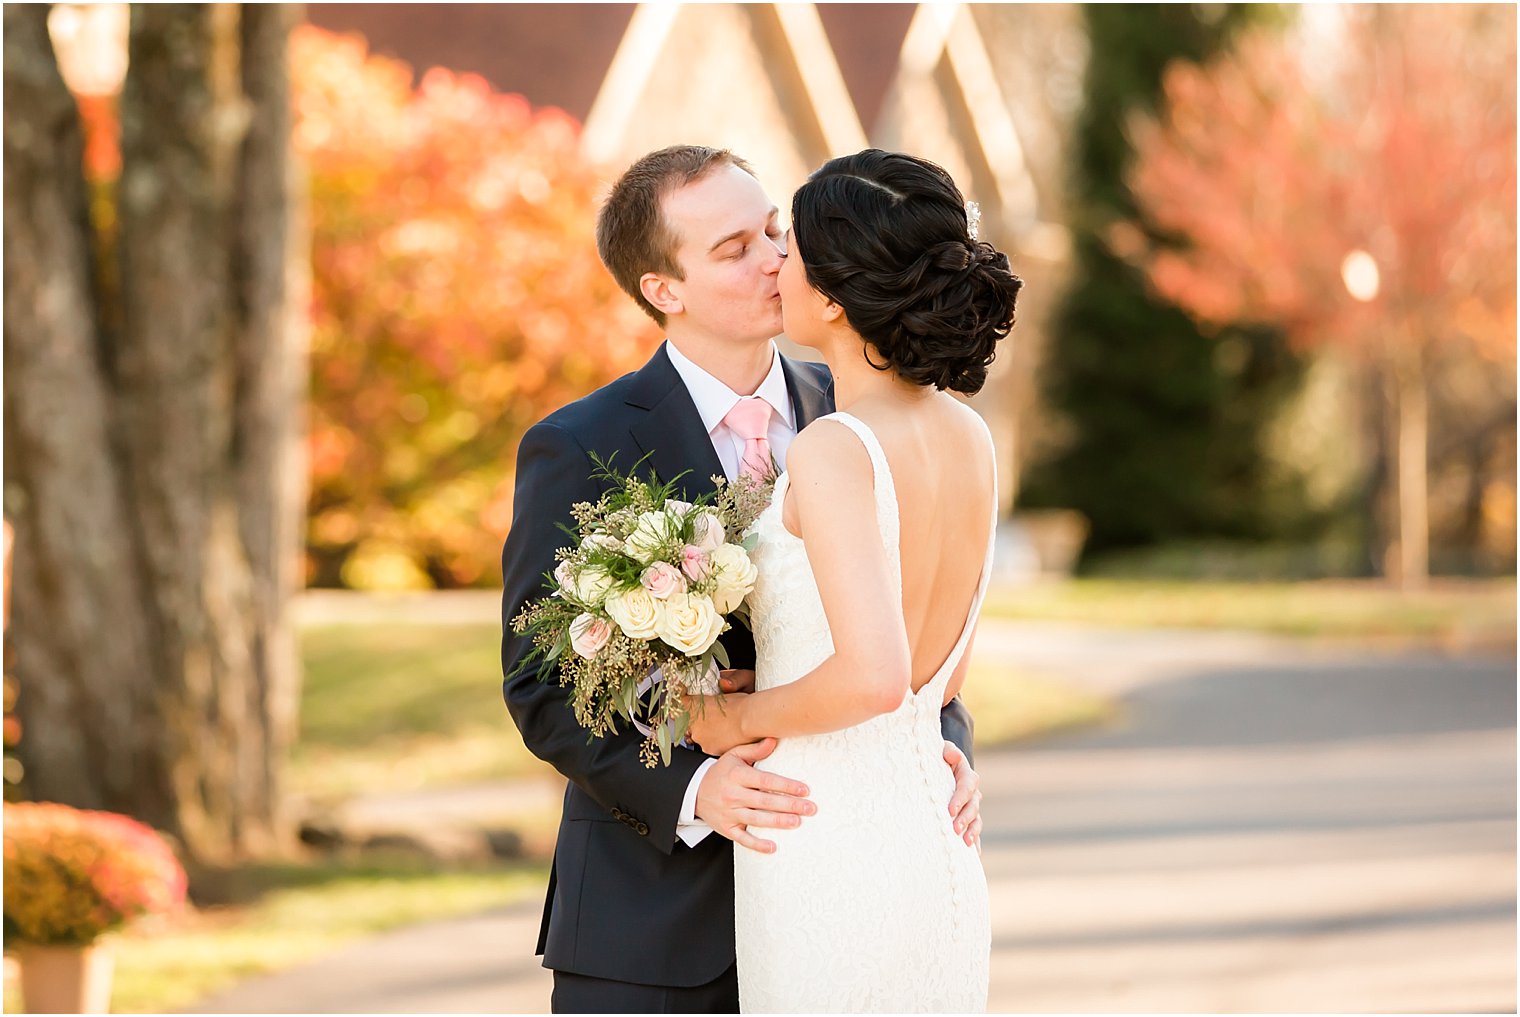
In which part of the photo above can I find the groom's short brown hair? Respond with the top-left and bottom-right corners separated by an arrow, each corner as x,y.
597,145 -> 756,326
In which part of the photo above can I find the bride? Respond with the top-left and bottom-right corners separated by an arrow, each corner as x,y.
687,149 -> 1022,1013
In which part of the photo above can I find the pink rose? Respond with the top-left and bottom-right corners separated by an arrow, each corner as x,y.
569,613 -> 613,659
690,511 -> 726,552
680,545 -> 711,582
640,561 -> 687,600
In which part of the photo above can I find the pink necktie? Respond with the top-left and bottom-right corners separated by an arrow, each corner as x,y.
723,397 -> 774,480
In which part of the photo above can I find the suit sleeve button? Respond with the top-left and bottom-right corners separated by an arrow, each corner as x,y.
636,822 -> 649,836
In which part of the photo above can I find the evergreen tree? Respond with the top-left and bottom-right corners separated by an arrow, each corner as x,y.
1022,5 -> 1315,560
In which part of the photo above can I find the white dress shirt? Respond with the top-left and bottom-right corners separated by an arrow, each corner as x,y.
663,339 -> 799,847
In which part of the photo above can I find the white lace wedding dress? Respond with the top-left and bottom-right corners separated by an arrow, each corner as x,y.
733,411 -> 994,1013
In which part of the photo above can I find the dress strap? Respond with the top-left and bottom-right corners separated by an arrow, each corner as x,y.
816,412 -> 901,596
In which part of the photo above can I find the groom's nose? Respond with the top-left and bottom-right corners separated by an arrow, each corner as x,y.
760,237 -> 785,273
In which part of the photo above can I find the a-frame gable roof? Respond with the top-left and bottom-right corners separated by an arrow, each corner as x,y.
886,3 -> 1041,232
581,3 -> 868,168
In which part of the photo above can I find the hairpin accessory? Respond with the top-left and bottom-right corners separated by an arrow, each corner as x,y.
965,200 -> 981,242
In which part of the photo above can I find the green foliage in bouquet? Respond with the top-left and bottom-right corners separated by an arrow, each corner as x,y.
512,455 -> 773,766
4,802 -> 187,947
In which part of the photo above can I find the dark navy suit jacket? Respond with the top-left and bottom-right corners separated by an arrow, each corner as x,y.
500,343 -> 975,987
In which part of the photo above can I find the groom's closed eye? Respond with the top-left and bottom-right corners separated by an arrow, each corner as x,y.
712,216 -> 784,261
712,234 -> 750,260
718,232 -> 782,261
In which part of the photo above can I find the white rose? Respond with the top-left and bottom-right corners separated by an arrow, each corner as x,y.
581,532 -> 624,554
571,564 -> 615,607
553,560 -> 575,596
710,543 -> 758,614
690,511 -> 725,552
625,510 -> 676,563
664,499 -> 693,520
569,613 -> 613,659
640,561 -> 687,600
656,592 -> 726,657
605,585 -> 664,640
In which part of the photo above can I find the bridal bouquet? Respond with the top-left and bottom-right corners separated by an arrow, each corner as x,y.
510,455 -> 774,767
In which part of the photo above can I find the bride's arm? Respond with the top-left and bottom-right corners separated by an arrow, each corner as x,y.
690,422 -> 910,751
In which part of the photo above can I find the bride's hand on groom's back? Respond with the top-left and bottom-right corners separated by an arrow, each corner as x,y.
717,668 -> 755,694
694,738 -> 816,854
687,691 -> 752,758
683,670 -> 755,758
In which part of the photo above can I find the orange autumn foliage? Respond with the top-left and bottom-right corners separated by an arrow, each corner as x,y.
1126,6 -> 1516,362
3,803 -> 187,947
294,28 -> 661,588
68,28 -> 662,589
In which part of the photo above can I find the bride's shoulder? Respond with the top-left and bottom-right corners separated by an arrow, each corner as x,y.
938,391 -> 986,425
787,416 -> 873,488
939,395 -> 994,449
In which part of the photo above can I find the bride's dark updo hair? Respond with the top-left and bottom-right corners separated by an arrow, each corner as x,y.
789,149 -> 1022,395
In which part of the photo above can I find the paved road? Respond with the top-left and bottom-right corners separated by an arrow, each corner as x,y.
981,646 -> 1515,1011
195,623 -> 1515,1012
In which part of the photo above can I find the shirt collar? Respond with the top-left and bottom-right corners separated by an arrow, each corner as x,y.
664,340 -> 795,434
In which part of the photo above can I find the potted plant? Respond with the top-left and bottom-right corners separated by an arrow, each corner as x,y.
4,802 -> 187,1013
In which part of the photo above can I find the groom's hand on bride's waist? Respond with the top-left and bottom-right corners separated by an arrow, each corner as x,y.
944,741 -> 983,854
695,738 -> 815,855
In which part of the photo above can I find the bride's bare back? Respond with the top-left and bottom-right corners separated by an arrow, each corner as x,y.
783,391 -> 995,695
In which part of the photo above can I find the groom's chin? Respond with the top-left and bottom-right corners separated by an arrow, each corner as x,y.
747,317 -> 783,345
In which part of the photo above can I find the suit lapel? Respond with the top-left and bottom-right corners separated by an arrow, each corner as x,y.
782,355 -> 835,430
626,344 -> 727,500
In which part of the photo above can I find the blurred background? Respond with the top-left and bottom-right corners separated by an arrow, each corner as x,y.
4,3 -> 1515,1013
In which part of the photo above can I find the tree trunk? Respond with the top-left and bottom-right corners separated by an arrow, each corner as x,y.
3,3 -> 305,866
3,4 -> 167,824
1382,341 -> 1430,590
232,2 -> 309,861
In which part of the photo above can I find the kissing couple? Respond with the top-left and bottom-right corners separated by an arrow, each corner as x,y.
502,144 -> 1022,1013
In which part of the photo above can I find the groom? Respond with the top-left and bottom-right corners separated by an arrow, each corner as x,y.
501,145 -> 982,1013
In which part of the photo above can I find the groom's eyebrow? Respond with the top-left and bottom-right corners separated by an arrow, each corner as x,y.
708,207 -> 780,253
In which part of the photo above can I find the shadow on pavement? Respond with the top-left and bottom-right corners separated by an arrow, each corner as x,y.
1048,654 -> 1516,752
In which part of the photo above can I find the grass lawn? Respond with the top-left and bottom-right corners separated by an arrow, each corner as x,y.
292,621 -> 1109,801
291,623 -> 550,801
982,577 -> 1516,649
3,856 -> 546,1015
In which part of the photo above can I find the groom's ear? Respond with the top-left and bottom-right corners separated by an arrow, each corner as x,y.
640,272 -> 685,318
